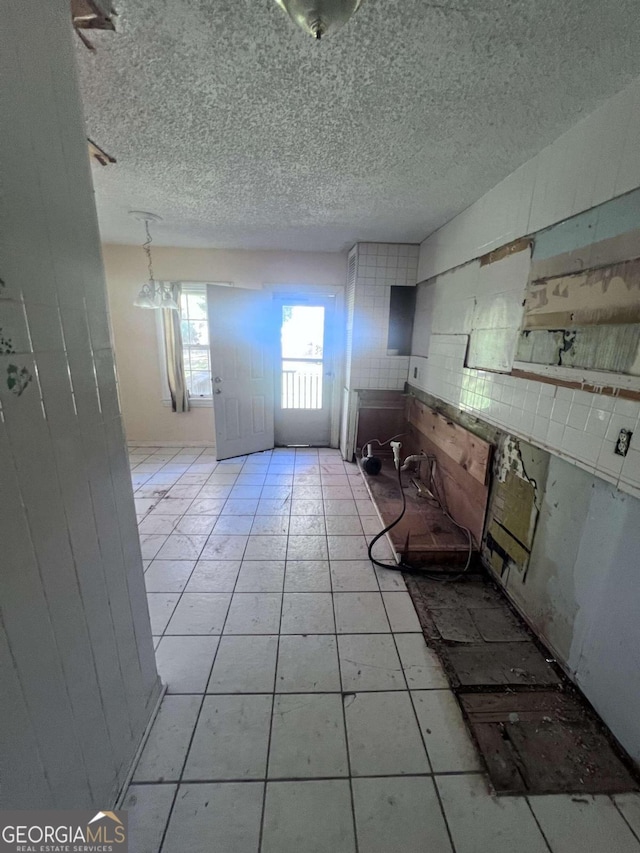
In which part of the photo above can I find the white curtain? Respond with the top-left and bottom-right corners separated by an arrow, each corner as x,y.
162,283 -> 190,413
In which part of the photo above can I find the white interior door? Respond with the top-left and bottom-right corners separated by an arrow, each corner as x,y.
207,286 -> 277,460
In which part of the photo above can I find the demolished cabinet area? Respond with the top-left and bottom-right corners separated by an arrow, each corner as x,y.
357,393 -> 493,567
402,428 -> 639,796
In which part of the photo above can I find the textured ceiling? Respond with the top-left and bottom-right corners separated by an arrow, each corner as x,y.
76,0 -> 640,252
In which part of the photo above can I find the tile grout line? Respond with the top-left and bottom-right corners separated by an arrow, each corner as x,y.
158,686 -> 450,696
155,466 -> 250,853
130,769 -> 487,786
610,796 -> 640,847
524,797 -> 554,853
153,629 -> 420,637
151,517 -> 213,630
381,587 -> 459,853
329,513 -> 361,853
256,493 -> 289,853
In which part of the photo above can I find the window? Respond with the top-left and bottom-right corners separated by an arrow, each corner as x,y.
180,285 -> 212,399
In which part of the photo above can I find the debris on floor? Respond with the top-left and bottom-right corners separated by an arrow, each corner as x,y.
404,574 -> 639,796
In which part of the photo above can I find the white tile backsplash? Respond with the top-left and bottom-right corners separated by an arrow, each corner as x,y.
410,341 -> 640,495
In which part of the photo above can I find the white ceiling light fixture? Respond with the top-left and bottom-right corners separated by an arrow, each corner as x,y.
130,211 -> 179,310
274,0 -> 364,39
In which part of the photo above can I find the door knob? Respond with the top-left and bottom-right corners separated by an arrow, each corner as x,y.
214,376 -> 222,383
214,388 -> 222,394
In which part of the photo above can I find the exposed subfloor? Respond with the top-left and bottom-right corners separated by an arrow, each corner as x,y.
404,575 -> 639,796
126,444 -> 640,853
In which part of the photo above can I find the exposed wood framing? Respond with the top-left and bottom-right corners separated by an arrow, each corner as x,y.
479,237 -> 532,267
405,397 -> 493,545
71,0 -> 116,51
71,0 -> 116,29
88,138 -> 116,166
406,397 -> 492,485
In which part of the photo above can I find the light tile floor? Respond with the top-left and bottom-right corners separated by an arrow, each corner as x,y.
125,445 -> 640,853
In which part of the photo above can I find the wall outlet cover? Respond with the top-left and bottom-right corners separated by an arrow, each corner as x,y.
615,428 -> 633,457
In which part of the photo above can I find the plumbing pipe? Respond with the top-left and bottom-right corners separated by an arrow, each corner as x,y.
390,440 -> 402,470
400,453 -> 426,471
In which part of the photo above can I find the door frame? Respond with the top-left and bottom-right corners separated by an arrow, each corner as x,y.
264,284 -> 344,448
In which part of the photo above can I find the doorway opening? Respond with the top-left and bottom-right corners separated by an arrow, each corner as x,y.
274,296 -> 335,447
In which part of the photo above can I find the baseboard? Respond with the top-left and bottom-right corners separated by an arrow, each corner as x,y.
114,678 -> 167,808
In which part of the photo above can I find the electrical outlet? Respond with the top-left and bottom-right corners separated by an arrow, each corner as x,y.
615,428 -> 633,457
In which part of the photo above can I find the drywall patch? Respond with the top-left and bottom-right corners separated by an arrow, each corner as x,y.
484,436 -> 547,579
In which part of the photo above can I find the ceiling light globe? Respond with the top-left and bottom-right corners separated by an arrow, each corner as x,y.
133,286 -> 156,309
160,284 -> 180,311
274,0 -> 364,39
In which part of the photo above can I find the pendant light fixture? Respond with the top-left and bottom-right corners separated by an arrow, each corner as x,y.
274,0 -> 364,39
131,211 -> 179,310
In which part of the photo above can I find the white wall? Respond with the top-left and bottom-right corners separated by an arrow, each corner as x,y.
509,457 -> 640,763
0,0 -> 160,807
418,75 -> 640,281
103,244 -> 347,445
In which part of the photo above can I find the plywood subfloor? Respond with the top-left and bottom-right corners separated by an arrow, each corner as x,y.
462,692 -> 638,795
404,574 -> 639,795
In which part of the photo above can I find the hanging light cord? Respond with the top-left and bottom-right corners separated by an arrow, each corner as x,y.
143,219 -> 155,285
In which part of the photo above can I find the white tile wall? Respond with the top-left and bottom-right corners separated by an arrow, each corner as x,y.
347,243 -> 419,391
418,76 -> 640,281
0,0 -> 160,809
410,335 -> 640,497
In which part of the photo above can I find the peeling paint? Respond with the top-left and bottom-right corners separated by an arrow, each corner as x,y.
524,257 -> 640,329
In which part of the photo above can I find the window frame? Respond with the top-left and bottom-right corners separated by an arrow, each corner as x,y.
156,281 -> 229,409
179,284 -> 213,402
